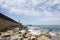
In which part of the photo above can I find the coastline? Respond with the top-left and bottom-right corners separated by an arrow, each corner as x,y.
0,26 -> 60,40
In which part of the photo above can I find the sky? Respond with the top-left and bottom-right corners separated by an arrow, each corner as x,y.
0,0 -> 60,25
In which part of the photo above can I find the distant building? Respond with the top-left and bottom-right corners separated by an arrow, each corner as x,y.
0,13 -> 23,31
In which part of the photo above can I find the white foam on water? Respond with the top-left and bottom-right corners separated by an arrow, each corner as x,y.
28,29 -> 41,35
27,26 -> 59,36
49,32 -> 57,36
28,26 -> 41,35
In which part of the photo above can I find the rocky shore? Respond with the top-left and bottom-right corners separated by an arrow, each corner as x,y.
0,27 -> 60,40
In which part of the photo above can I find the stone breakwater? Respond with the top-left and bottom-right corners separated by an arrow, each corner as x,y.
0,30 -> 60,40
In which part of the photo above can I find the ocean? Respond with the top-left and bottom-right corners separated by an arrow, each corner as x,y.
27,25 -> 60,35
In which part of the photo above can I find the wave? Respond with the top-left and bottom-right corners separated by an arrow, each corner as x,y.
27,25 -> 60,36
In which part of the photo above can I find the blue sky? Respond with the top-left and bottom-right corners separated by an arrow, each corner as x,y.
0,0 -> 60,25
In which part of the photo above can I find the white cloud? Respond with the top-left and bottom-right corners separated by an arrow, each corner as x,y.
23,17 -> 60,25
24,10 -> 40,17
0,0 -> 60,25
31,0 -> 47,4
44,10 -> 53,16
54,0 -> 60,4
0,0 -> 3,5
0,0 -> 60,17
0,0 -> 41,17
9,7 -> 40,17
35,18 -> 60,24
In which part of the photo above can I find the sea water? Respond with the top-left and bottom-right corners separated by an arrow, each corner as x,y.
27,25 -> 60,36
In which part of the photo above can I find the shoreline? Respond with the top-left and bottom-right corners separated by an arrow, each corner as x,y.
0,25 -> 60,40
0,28 -> 60,40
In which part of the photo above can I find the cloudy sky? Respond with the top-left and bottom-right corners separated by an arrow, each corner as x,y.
0,0 -> 60,25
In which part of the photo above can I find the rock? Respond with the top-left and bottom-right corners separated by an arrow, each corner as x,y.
0,30 -> 14,38
25,32 -> 32,38
31,35 -> 37,40
38,31 -> 51,40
